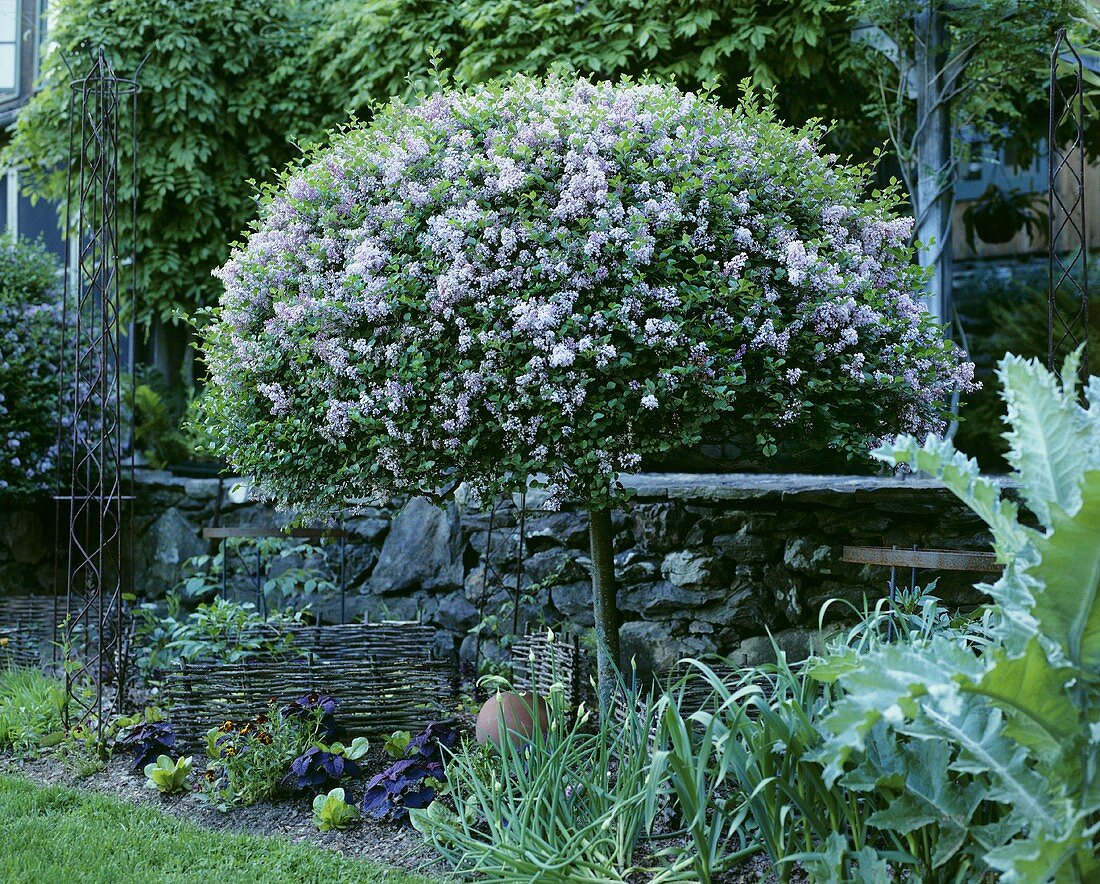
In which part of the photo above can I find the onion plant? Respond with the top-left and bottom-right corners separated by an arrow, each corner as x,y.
412,673 -> 658,882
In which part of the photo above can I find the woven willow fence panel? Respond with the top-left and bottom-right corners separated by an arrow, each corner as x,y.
165,621 -> 456,744
241,621 -> 437,664
0,595 -> 59,670
510,631 -> 585,711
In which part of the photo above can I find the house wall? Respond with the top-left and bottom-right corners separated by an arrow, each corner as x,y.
953,146 -> 1100,260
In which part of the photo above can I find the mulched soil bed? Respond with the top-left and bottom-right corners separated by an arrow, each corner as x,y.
0,749 -> 446,881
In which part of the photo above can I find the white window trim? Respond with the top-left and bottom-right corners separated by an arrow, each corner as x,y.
4,166 -> 16,234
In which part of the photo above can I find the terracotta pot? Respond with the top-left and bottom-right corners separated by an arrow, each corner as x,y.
475,691 -> 549,748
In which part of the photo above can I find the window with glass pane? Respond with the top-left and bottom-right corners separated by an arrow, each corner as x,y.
0,0 -> 17,94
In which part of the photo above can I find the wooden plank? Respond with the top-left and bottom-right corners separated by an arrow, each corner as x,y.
842,545 -> 1002,573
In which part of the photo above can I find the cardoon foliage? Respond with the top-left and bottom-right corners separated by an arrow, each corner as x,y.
201,75 -> 974,515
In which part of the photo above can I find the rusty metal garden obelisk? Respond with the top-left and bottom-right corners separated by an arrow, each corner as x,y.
54,49 -> 141,738
1048,28 -> 1090,381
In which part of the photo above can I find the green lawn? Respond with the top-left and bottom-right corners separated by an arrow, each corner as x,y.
0,774 -> 436,883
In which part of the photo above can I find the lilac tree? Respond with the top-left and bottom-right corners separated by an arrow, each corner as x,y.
200,76 -> 975,708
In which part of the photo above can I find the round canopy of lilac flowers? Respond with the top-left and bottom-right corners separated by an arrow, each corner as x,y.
200,75 -> 976,516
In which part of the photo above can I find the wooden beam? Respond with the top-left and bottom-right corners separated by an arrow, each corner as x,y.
842,545 -> 1002,573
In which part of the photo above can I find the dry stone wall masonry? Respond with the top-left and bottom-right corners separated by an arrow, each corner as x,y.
0,470 -> 998,681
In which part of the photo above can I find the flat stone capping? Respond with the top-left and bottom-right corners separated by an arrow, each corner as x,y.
538,471 -> 1013,506
132,467 -> 1014,507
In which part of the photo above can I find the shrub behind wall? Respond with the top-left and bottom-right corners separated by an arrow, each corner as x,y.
0,237 -> 65,500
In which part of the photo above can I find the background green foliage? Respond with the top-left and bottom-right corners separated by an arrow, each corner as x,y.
0,236 -> 65,499
0,669 -> 64,756
855,0 -> 1073,161
316,0 -> 877,150
954,261 -> 1100,468
7,0 -> 1067,352
5,0 -> 338,326
134,596 -> 304,680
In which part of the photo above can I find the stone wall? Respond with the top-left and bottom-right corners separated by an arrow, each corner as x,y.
0,470 -> 999,680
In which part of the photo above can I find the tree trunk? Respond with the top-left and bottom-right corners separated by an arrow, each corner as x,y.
912,1 -> 954,325
588,506 -> 619,716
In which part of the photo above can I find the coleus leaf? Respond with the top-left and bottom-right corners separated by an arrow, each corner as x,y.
285,747 -> 361,790
406,722 -> 459,763
360,755 -> 446,825
281,693 -> 340,741
115,721 -> 177,770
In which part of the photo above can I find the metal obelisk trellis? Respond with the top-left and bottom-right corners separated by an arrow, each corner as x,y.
1048,28 -> 1090,381
54,50 -> 141,737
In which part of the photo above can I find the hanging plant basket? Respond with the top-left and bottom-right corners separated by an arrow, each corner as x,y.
970,209 -> 1021,245
963,184 -> 1046,250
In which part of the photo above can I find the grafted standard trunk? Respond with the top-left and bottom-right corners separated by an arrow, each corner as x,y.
588,506 -> 620,716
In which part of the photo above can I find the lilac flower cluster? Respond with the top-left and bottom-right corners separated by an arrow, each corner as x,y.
201,76 -> 976,515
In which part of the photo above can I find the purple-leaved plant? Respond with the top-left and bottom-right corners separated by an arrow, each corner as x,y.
281,693 -> 339,741
360,722 -> 458,825
115,721 -> 177,770
285,746 -> 361,790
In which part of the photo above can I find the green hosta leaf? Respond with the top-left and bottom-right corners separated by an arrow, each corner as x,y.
972,637 -> 1078,757
383,730 -> 412,759
344,736 -> 370,761
873,434 -> 1029,560
312,787 -> 359,831
143,754 -> 192,795
1029,470 -> 1100,672
998,352 -> 1100,528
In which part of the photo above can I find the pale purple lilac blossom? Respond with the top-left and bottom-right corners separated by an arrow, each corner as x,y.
202,76 -> 977,516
